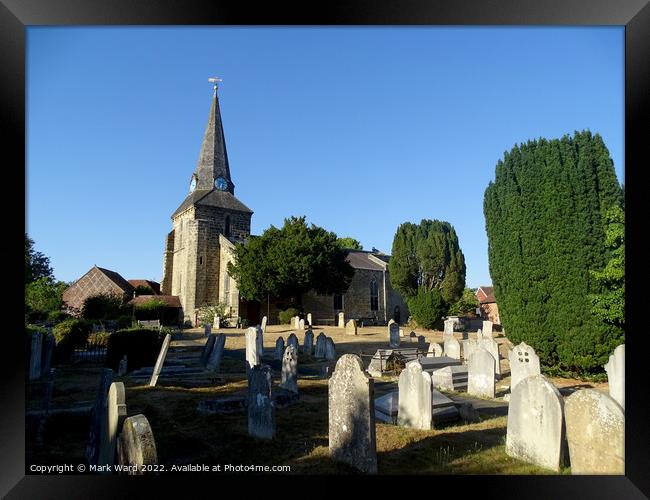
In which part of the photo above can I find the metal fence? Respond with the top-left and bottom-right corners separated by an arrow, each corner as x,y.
71,338 -> 107,364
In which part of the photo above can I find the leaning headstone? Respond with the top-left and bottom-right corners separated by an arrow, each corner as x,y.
299,318 -> 305,330
303,329 -> 314,355
204,324 -> 211,336
508,342 -> 541,391
280,345 -> 298,393
467,348 -> 496,398
85,368 -> 114,466
345,319 -> 357,336
245,327 -> 261,373
443,338 -> 461,360
337,312 -> 345,328
604,344 -> 625,409
275,337 -> 285,360
427,342 -> 443,357
307,313 -> 312,326
328,354 -> 377,474
389,322 -> 400,348
261,315 -> 267,333
149,334 -> 172,387
506,374 -> 565,471
287,332 -> 299,351
29,332 -> 43,380
200,334 -> 217,366
98,381 -> 127,469
116,414 -> 158,474
118,355 -> 128,376
247,364 -> 275,440
41,332 -> 55,377
206,334 -> 226,372
315,333 -> 327,358
325,338 -> 337,361
477,337 -> 501,376
564,389 -> 624,474
397,361 -> 432,430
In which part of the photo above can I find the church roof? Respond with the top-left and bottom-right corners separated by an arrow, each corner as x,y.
171,189 -> 253,218
346,250 -> 387,271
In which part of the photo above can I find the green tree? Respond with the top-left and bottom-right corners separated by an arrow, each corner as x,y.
388,219 -> 466,304
447,287 -> 480,316
25,277 -> 69,319
589,205 -> 624,329
134,285 -> 155,296
407,288 -> 447,329
227,216 -> 354,302
197,303 -> 228,325
337,237 -> 363,250
25,234 -> 53,284
81,293 -> 127,320
483,130 -> 624,374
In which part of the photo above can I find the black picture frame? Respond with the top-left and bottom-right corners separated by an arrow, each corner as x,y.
2,1 -> 647,497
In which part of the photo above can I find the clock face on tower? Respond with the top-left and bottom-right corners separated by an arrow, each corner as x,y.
215,176 -> 228,191
189,176 -> 197,192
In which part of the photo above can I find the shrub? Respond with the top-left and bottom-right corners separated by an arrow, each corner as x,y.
197,303 -> 228,325
135,298 -> 167,321
116,315 -> 134,330
52,318 -> 92,360
447,288 -> 480,316
81,293 -> 127,321
134,285 -> 155,296
278,307 -> 300,325
106,328 -> 165,371
47,310 -> 71,324
87,332 -> 110,346
406,289 -> 447,330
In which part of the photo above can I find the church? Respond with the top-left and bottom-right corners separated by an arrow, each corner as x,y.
160,81 -> 408,327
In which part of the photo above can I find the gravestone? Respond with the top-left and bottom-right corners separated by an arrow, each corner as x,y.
475,328 -> 483,340
325,338 -> 337,361
477,337 -> 501,376
200,334 -> 217,366
389,322 -> 400,348
303,329 -> 314,355
387,319 -> 395,339
506,374 -> 565,471
467,348 -> 496,398
247,364 -> 275,440
213,313 -> 220,329
275,337 -> 285,361
85,368 -> 114,466
315,333 -> 327,358
293,316 -> 301,329
443,338 -> 461,360
149,334 -> 172,387
397,361 -> 432,430
482,320 -> 493,338
307,313 -> 312,326
261,316 -> 267,333
443,319 -> 455,338
399,329 -> 404,338
337,312 -> 345,328
99,381 -> 127,469
430,365 -> 468,392
41,332 -> 55,377
508,342 -> 541,391
461,339 -> 477,363
287,332 -> 299,351
604,344 -> 625,409
116,414 -> 158,474
204,324 -> 211,336
345,319 -> 357,336
409,331 -> 418,343
280,345 -> 298,393
328,354 -> 377,473
564,389 -> 624,474
118,355 -> 128,376
427,342 -> 442,357
245,327 -> 261,373
299,318 -> 305,330
206,334 -> 226,372
29,332 -> 43,380
417,335 -> 426,351
255,326 -> 264,359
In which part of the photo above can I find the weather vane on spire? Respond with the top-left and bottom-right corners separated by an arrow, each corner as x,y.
208,76 -> 223,95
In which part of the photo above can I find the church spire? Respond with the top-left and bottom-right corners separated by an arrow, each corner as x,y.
192,77 -> 234,194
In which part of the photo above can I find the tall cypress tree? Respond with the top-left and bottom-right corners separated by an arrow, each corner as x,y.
484,131 -> 623,374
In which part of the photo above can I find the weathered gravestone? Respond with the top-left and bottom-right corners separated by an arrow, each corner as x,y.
315,333 -> 327,358
409,331 -> 418,343
475,328 -> 483,340
387,319 -> 395,338
564,389 -> 624,474
467,347 -> 495,398
200,334 -> 217,366
98,382 -> 127,470
213,313 -> 220,329
307,313 -> 312,326
287,332 -> 299,351
389,322 -> 400,348
299,318 -> 305,330
293,316 -> 300,329
508,342 -> 540,391
303,329 -> 314,355
256,326 -> 264,359
245,327 -> 261,373
275,337 -> 285,360
328,354 -> 377,473
261,315 -> 267,333
206,334 -> 226,372
397,360 -> 432,430
477,337 -> 501,376
41,332 -> 55,377
149,334 -> 172,387
248,364 -> 275,440
85,369 -> 114,467
444,338 -> 461,360
427,342 -> 443,357
345,319 -> 357,336
417,335 -> 426,351
461,339 -> 477,363
482,320 -> 493,338
443,319 -> 455,338
29,331 -> 43,381
604,344 -> 625,409
506,374 -> 565,471
325,337 -> 337,361
118,355 -> 128,377
116,414 -> 158,474
280,345 -> 298,393
338,312 -> 345,328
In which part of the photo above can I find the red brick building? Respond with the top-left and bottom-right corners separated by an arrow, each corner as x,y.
475,285 -> 500,325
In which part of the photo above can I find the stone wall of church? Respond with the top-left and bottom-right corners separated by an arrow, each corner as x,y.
218,235 -> 240,321
160,229 -> 175,295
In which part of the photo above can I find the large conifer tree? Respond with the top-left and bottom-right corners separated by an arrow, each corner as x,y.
483,131 -> 623,374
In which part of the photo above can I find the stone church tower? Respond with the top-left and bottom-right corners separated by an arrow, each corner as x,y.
161,83 -> 253,324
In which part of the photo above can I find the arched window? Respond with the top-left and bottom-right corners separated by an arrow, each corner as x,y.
370,278 -> 379,311
225,215 -> 231,237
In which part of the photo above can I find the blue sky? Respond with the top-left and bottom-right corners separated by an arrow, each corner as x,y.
26,27 -> 624,288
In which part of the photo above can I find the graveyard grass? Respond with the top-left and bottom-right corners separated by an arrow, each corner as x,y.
27,326 -> 590,475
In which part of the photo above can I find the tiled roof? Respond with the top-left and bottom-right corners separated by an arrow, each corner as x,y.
171,189 -> 253,218
96,267 -> 134,294
477,286 -> 496,304
129,295 -> 181,308
346,251 -> 387,271
128,280 -> 161,295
